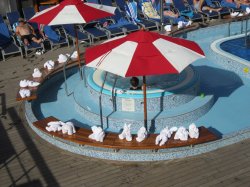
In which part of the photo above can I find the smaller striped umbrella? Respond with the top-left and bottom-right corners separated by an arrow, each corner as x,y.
85,30 -> 205,128
29,0 -> 116,68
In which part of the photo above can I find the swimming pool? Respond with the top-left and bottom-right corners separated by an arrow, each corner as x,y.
26,20 -> 250,161
220,36 -> 250,61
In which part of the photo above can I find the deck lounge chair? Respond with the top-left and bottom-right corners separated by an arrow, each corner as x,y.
204,0 -> 231,17
42,25 -> 70,49
0,23 -> 23,61
62,24 -> 92,46
6,11 -> 20,32
122,0 -> 159,30
172,0 -> 204,22
110,9 -> 140,33
80,21 -> 109,42
186,0 -> 220,20
86,0 -> 126,37
138,0 -> 172,25
22,7 -> 40,31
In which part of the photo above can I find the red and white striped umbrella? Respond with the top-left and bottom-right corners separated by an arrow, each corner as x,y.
85,30 -> 205,128
85,30 -> 205,77
29,0 -> 116,25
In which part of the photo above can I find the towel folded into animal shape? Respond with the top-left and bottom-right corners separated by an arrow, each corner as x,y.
58,54 -> 68,63
19,89 -> 31,98
19,80 -> 40,88
71,51 -> 78,59
174,126 -> 189,141
136,127 -> 147,142
32,68 -> 42,78
189,123 -> 199,139
46,121 -> 63,132
45,121 -> 76,135
61,121 -> 76,135
164,25 -> 172,32
155,127 -> 172,146
44,60 -> 55,70
177,21 -> 192,29
119,123 -> 132,141
88,126 -> 105,142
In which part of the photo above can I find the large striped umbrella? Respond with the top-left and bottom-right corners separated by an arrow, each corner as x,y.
29,0 -> 116,68
85,30 -> 205,128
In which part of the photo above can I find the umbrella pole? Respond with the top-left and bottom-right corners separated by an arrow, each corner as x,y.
143,76 -> 147,129
74,25 -> 83,80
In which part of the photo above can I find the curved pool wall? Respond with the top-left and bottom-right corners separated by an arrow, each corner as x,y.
210,33 -> 250,79
86,66 -> 201,112
26,20 -> 250,161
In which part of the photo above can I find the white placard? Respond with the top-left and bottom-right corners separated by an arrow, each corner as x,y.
121,98 -> 135,112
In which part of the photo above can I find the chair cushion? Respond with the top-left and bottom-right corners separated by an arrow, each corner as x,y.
142,2 -> 160,19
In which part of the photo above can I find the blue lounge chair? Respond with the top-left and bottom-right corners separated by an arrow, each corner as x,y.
204,0 -> 231,17
172,0 -> 204,22
22,7 -> 40,31
0,14 -> 4,23
86,0 -> 127,37
62,24 -> 92,46
80,21 -> 109,42
109,9 -> 140,33
220,0 -> 242,12
42,25 -> 70,49
137,0 -> 172,25
6,11 -> 20,32
152,0 -> 190,25
0,23 -> 23,61
186,0 -> 220,20
122,0 -> 159,30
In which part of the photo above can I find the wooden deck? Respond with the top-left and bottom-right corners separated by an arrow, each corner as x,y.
33,117 -> 219,150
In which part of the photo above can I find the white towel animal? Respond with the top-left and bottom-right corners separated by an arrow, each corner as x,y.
189,123 -> 199,139
164,25 -> 172,32
61,121 -> 76,135
44,60 -> 55,70
246,7 -> 250,14
88,126 -> 105,142
71,51 -> 78,59
119,123 -> 132,141
230,12 -> 238,17
45,121 -> 62,132
32,68 -> 42,78
58,54 -> 68,63
177,21 -> 185,29
19,80 -> 40,88
19,89 -> 31,98
136,127 -> 147,142
174,126 -> 189,141
169,126 -> 178,135
155,127 -> 171,146
19,80 -> 29,88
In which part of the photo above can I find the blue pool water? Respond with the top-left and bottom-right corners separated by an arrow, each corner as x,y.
220,37 -> 250,61
32,22 -> 250,137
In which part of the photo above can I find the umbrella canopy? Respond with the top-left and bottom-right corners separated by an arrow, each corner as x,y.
29,0 -> 116,25
85,30 -> 205,77
85,30 -> 205,129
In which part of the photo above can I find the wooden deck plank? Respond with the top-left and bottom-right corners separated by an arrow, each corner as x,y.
33,117 -> 219,150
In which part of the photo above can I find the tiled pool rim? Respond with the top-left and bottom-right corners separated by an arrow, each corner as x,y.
25,101 -> 250,161
25,22 -> 250,161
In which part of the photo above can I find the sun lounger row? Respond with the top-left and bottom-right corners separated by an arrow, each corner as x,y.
1,0 -> 250,61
